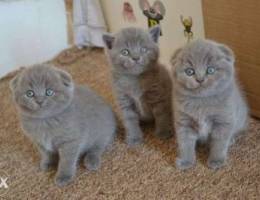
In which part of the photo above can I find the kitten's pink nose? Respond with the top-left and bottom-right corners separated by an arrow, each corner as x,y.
196,78 -> 204,84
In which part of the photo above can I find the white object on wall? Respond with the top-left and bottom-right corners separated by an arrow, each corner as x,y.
73,0 -> 106,48
0,0 -> 68,78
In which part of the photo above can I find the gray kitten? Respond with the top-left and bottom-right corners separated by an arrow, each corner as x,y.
103,26 -> 172,146
10,64 -> 116,186
171,39 -> 248,170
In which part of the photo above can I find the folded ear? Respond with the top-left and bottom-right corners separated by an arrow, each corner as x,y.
170,48 -> 182,67
218,44 -> 235,63
102,34 -> 115,50
56,69 -> 73,88
9,74 -> 20,92
149,25 -> 161,43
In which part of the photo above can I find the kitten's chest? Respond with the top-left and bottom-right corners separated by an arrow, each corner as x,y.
179,98 -> 217,137
21,116 -> 73,151
115,76 -> 151,117
180,96 -> 225,118
116,76 -> 143,98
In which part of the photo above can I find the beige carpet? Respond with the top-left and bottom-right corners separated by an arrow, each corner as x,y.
0,48 -> 259,200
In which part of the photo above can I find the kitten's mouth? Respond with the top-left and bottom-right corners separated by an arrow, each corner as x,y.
37,104 -> 46,109
195,83 -> 204,89
194,84 -> 209,92
183,81 -> 207,91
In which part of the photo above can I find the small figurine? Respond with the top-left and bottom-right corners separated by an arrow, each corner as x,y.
123,2 -> 136,23
139,0 -> 166,35
180,15 -> 193,42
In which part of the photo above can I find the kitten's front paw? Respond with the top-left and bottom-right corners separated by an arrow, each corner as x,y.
207,158 -> 225,170
84,155 -> 101,171
154,129 -> 172,140
55,174 -> 74,187
176,158 -> 195,170
39,160 -> 55,172
127,136 -> 143,147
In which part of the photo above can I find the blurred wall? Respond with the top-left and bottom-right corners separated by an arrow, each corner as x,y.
101,0 -> 205,67
202,0 -> 260,117
0,0 -> 68,78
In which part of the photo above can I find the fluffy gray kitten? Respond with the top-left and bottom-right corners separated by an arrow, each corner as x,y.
103,26 -> 172,146
171,39 -> 248,170
10,64 -> 116,186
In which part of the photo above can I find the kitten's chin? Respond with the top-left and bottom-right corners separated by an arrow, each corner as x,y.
121,61 -> 156,75
120,64 -> 146,75
186,82 -> 201,90
123,62 -> 143,68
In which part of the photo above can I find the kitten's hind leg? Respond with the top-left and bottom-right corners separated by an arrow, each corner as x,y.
230,127 -> 247,145
84,145 -> 104,171
153,104 -> 172,139
37,144 -> 58,172
55,142 -> 80,187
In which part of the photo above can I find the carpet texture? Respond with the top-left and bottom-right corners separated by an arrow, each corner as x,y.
0,48 -> 259,200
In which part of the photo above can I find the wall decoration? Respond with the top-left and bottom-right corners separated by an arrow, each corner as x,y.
139,0 -> 166,35
123,2 -> 136,23
180,15 -> 193,42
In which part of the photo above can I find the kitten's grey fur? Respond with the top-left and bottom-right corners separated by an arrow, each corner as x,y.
171,39 -> 248,170
103,26 -> 172,146
10,64 -> 116,186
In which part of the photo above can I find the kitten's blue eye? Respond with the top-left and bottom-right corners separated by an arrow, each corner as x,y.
121,49 -> 129,56
26,90 -> 34,98
140,47 -> 147,53
46,89 -> 54,96
207,66 -> 215,75
185,68 -> 195,76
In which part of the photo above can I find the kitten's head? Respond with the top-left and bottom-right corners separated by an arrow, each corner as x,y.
10,64 -> 74,118
103,26 -> 160,75
171,39 -> 235,97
